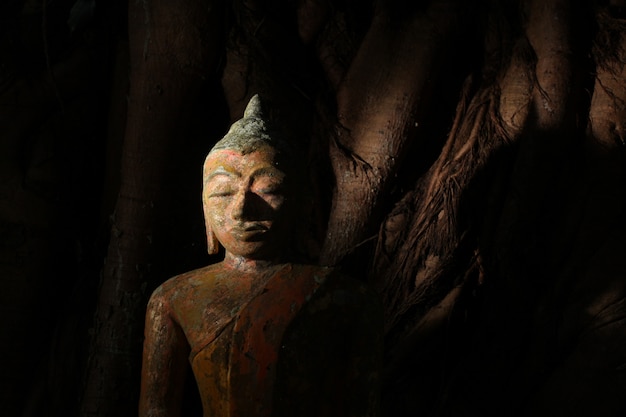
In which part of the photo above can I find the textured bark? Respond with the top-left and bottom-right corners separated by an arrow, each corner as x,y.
5,1 -> 626,416
373,2 -> 626,416
319,0 -> 467,265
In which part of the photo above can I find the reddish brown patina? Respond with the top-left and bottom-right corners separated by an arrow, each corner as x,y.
139,96 -> 382,417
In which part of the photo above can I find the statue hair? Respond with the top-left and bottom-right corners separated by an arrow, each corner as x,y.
207,94 -> 294,160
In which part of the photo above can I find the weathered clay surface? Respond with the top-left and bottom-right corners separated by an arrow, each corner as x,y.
139,96 -> 382,417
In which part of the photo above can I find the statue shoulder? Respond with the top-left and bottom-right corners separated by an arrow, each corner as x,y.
288,263 -> 381,309
148,262 -> 224,310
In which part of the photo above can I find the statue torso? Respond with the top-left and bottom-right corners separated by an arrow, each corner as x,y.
158,263 -> 381,417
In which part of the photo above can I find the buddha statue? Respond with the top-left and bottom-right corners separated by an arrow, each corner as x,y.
138,95 -> 382,417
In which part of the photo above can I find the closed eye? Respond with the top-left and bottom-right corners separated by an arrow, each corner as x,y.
257,187 -> 282,195
208,190 -> 234,198
253,179 -> 284,196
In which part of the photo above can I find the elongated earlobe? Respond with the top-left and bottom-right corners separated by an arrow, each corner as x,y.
203,184 -> 220,255
206,224 -> 220,255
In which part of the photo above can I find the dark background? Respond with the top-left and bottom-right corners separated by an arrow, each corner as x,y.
2,1 -> 626,416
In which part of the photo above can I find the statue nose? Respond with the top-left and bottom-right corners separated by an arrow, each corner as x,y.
231,190 -> 254,221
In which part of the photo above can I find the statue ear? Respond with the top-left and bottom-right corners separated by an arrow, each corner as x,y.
202,180 -> 220,255
205,221 -> 220,255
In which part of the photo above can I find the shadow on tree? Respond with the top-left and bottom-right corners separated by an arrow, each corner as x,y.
2,0 -> 626,416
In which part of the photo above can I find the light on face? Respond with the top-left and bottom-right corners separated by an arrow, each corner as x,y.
202,148 -> 290,259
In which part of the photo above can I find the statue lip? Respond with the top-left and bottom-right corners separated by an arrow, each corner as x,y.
230,223 -> 270,240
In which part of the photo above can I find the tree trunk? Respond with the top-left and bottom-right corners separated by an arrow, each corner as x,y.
5,1 -> 625,416
319,0 -> 469,265
80,1 -> 222,415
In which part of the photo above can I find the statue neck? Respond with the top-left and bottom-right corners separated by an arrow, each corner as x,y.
223,252 -> 284,273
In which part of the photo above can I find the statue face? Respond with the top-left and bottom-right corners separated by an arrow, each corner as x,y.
203,146 -> 291,260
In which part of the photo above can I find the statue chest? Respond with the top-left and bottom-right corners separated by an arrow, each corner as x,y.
188,264 -> 339,417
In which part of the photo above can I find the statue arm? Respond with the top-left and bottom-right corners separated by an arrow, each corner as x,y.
139,288 -> 189,417
325,283 -> 384,417
274,278 -> 384,417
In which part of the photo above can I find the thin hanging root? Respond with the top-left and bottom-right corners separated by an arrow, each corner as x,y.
453,101 -> 488,162
419,78 -> 476,203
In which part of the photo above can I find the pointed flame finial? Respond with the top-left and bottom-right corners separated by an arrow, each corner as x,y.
243,94 -> 263,119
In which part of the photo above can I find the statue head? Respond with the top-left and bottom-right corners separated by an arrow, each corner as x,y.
202,95 -> 297,262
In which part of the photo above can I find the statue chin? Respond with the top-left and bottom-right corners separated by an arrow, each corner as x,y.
218,227 -> 290,263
